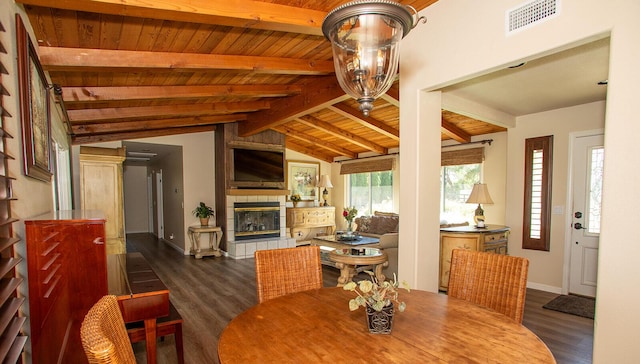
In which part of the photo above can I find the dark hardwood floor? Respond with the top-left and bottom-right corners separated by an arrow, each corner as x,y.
126,233 -> 593,364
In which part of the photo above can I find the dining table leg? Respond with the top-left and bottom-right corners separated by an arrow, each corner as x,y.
144,318 -> 158,364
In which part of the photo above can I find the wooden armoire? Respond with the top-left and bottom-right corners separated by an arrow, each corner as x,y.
79,146 -> 126,254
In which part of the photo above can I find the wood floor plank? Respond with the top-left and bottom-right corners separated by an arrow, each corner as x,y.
126,233 -> 593,364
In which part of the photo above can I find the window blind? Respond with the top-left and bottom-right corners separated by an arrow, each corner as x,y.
340,157 -> 395,175
441,147 -> 484,166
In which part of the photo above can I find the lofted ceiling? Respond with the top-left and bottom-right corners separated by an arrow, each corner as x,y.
18,0 -> 509,163
18,1 -> 607,164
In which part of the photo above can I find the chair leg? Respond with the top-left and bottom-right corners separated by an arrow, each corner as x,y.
175,321 -> 184,364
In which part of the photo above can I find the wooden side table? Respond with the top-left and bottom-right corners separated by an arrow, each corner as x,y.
329,248 -> 388,286
188,225 -> 223,259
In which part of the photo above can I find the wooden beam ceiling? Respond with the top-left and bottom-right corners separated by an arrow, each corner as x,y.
18,0 -> 326,35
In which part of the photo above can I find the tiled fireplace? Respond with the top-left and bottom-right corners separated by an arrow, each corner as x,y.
224,194 -> 295,259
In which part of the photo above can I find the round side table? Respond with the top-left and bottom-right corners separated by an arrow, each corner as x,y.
329,247 -> 388,286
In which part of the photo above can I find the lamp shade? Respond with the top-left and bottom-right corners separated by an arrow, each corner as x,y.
322,0 -> 424,116
466,183 -> 494,205
317,175 -> 334,189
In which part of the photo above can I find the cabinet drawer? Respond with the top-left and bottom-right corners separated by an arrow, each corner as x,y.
305,210 -> 332,225
484,232 -> 508,243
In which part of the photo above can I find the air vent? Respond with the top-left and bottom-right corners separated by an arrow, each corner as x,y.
506,0 -> 559,35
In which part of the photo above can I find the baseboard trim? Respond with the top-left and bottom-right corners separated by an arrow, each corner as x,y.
527,281 -> 562,294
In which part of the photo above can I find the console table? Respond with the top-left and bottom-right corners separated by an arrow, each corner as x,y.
188,225 -> 223,259
286,206 -> 336,245
439,225 -> 510,291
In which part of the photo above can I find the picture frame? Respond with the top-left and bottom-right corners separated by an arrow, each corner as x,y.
16,15 -> 52,182
286,160 -> 319,201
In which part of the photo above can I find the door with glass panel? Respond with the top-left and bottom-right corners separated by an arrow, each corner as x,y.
569,134 -> 603,297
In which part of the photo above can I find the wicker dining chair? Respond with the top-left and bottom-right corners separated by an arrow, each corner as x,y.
80,295 -> 136,364
255,245 -> 323,303
447,249 -> 530,323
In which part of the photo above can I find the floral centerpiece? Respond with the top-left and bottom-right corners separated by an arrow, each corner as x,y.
343,272 -> 410,334
290,194 -> 301,207
343,206 -> 358,233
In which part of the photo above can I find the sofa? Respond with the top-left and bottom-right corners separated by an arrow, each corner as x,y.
354,212 -> 399,278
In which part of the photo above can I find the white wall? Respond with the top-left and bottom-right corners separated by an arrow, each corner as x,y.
400,0 -> 640,361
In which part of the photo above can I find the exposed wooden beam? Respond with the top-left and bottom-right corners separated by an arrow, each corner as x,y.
72,125 -> 216,145
38,47 -> 334,75
17,0 -> 325,35
72,115 -> 245,135
275,125 -> 358,159
62,85 -> 302,103
297,115 -> 388,155
68,101 -> 269,122
238,76 -> 349,136
441,118 -> 472,144
328,104 -> 400,141
285,139 -> 334,163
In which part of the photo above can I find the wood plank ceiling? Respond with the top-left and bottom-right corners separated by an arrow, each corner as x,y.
18,0 -> 506,163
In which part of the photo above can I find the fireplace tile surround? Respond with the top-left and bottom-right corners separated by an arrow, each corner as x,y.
224,194 -> 296,259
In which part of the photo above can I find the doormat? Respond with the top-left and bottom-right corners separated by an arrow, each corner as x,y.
542,294 -> 595,319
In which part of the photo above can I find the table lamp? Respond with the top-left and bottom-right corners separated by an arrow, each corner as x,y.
466,183 -> 494,227
317,175 -> 333,206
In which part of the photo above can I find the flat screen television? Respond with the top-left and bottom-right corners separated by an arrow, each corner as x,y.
232,148 -> 285,186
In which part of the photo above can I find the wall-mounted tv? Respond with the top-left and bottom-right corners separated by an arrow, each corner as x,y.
232,148 -> 285,186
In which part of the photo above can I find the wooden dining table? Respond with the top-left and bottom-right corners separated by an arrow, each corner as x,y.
218,288 -> 556,363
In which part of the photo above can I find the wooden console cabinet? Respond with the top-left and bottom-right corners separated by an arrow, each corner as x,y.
439,225 -> 510,291
286,207 -> 336,245
25,211 -> 107,364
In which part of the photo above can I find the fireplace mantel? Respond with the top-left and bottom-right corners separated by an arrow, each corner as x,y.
226,189 -> 291,196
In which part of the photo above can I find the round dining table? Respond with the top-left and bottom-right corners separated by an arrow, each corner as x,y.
218,287 -> 556,363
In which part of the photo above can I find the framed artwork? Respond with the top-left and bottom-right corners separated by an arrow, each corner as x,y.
16,15 -> 52,182
286,160 -> 319,201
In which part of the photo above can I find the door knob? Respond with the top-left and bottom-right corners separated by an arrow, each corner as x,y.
573,222 -> 585,230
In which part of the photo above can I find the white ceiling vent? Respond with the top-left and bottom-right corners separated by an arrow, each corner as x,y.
506,0 -> 559,35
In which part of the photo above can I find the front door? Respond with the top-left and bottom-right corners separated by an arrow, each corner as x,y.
569,133 -> 604,297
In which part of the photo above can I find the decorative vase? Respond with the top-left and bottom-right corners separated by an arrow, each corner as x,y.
293,201 -> 299,208
199,217 -> 210,226
346,220 -> 353,233
365,303 -> 394,334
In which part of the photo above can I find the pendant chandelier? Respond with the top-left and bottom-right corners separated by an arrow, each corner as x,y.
322,0 -> 426,116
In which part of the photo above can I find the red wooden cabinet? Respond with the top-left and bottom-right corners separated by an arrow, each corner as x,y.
25,211 -> 107,364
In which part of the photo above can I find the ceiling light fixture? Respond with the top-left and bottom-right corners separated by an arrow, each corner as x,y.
322,0 -> 426,116
127,151 -> 157,158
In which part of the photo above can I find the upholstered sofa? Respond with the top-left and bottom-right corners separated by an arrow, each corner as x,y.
354,212 -> 399,277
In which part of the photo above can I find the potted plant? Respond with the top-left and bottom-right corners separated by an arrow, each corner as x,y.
290,194 -> 302,207
343,272 -> 410,334
193,202 -> 215,226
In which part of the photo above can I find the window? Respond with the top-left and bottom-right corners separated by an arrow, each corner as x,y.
440,147 -> 485,224
523,135 -> 553,251
347,171 -> 393,216
586,146 -> 604,234
440,163 -> 481,224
